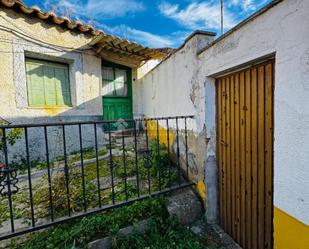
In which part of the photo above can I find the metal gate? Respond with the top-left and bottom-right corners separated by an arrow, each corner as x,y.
216,60 -> 274,249
0,116 -> 193,240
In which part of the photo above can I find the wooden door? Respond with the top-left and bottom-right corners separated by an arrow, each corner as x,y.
216,60 -> 274,249
102,61 -> 133,130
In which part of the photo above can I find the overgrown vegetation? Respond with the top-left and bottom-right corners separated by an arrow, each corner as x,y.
10,147 -> 109,174
112,216 -> 204,249
0,136 -> 211,249
7,197 -> 211,249
8,197 -> 167,249
0,140 -> 177,226
0,128 -> 23,151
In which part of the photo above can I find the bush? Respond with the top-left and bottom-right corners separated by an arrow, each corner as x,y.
9,197 -> 167,249
113,216 -> 204,249
26,168 -> 98,218
0,137 -> 178,229
0,128 -> 23,151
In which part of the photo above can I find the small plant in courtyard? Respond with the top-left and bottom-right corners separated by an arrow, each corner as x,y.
0,138 -> 178,227
112,216 -> 204,249
6,197 -> 212,249
0,128 -> 23,151
30,170 -> 98,217
8,197 -> 167,249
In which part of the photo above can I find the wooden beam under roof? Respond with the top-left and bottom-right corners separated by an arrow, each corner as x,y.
91,34 -> 166,60
100,50 -> 141,67
106,46 -> 146,60
132,46 -> 145,53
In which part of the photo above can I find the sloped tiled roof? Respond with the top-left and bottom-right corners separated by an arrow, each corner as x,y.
0,0 -> 168,61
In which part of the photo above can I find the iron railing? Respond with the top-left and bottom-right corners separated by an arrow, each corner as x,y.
0,116 -> 194,240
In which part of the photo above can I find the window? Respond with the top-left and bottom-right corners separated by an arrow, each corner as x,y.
102,67 -> 128,97
25,58 -> 71,107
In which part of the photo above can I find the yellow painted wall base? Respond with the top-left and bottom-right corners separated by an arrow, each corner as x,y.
274,207 -> 309,249
147,120 -> 207,202
196,180 -> 206,202
147,120 -> 175,149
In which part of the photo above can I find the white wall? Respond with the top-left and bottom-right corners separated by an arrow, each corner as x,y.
136,0 -> 309,226
135,33 -> 215,132
134,33 -> 216,184
199,0 -> 309,224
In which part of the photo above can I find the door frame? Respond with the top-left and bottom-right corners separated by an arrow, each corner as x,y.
215,59 -> 275,249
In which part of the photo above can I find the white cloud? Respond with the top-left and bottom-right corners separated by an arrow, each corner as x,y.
231,0 -> 257,12
44,0 -> 144,19
243,0 -> 255,10
122,28 -> 175,48
228,0 -> 270,12
243,0 -> 270,11
159,1 -> 237,31
96,23 -> 178,48
42,0 -> 181,48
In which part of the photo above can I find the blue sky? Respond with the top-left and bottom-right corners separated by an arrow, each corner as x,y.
23,0 -> 272,48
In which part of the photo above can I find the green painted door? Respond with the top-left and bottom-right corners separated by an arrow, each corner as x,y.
102,61 -> 133,130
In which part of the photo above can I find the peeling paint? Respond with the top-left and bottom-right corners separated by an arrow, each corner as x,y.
197,180 -> 206,202
135,1 -> 309,245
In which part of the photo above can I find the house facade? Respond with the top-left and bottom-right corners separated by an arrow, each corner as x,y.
0,0 -> 166,159
0,0 -> 167,123
0,0 -> 308,248
136,0 -> 309,249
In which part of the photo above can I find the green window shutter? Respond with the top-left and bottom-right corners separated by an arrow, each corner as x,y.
54,66 -> 71,106
43,66 -> 57,106
26,59 -> 71,107
26,61 -> 45,106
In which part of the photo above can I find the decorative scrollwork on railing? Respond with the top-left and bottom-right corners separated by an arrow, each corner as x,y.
0,167 -> 19,197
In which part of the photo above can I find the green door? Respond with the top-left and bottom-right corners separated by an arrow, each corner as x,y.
102,61 -> 133,130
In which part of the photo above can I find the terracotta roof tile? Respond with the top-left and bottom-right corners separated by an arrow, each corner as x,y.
0,0 -> 169,61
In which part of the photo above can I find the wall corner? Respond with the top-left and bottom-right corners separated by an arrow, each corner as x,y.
194,31 -> 216,54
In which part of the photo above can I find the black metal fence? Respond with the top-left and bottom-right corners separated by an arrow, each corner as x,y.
0,116 -> 194,240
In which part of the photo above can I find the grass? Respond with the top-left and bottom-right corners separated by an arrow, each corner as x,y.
0,140 -> 177,226
1,140 -> 216,249
12,147 -> 109,174
8,197 -> 167,249
112,216 -> 204,249
7,196 -> 216,249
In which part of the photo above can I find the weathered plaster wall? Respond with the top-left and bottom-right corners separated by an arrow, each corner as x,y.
137,59 -> 161,81
136,35 -> 206,124
0,8 -> 102,120
0,9 -> 105,160
135,33 -> 215,186
136,0 -> 309,245
197,0 -> 309,247
133,59 -> 161,118
0,7 -> 140,161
